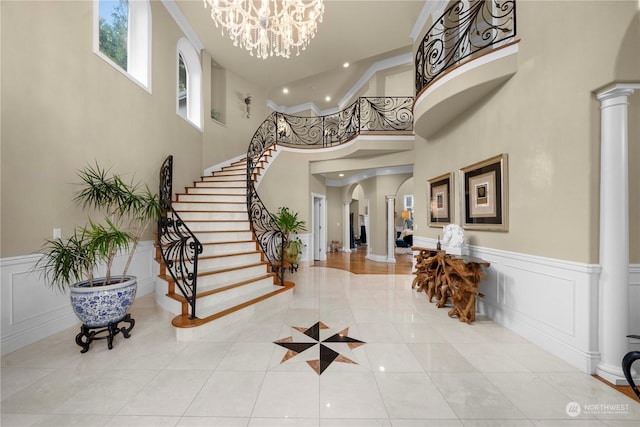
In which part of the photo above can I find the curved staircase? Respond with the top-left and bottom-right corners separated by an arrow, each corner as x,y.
157,150 -> 293,337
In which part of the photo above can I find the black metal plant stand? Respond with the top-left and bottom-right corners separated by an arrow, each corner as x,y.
75,314 -> 135,353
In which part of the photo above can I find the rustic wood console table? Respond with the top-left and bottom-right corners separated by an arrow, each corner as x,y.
411,247 -> 490,323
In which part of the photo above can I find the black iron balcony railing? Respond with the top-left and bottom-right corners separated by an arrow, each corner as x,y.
158,155 -> 202,319
415,0 -> 517,94
275,96 -> 414,147
247,96 -> 413,284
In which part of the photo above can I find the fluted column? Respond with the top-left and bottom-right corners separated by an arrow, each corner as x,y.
596,85 -> 637,384
386,196 -> 396,263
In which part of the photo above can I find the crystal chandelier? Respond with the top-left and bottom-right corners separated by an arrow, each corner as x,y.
203,0 -> 324,59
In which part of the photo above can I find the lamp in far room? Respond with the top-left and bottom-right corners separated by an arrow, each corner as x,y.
401,210 -> 410,228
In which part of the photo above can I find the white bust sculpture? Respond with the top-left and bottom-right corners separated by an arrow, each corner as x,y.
441,224 -> 465,255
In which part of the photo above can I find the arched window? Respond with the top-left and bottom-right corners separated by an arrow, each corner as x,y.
177,38 -> 202,129
94,0 -> 151,90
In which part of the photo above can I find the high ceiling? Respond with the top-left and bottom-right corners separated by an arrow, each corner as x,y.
172,0 -> 426,110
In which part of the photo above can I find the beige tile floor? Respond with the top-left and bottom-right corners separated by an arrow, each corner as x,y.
2,266 -> 640,426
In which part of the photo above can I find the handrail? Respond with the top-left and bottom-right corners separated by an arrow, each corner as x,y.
415,0 -> 516,94
246,96 -> 413,283
158,155 -> 203,319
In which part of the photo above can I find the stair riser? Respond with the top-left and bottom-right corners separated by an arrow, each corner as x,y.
211,170 -> 245,177
177,194 -> 245,203
194,279 -> 279,317
220,167 -> 246,173
187,187 -> 245,195
183,221 -> 251,231
172,202 -> 246,212
175,289 -> 292,341
198,253 -> 263,270
176,211 -> 249,221
200,242 -> 257,256
193,231 -> 254,243
201,175 -> 245,182
197,265 -> 270,291
194,181 -> 246,189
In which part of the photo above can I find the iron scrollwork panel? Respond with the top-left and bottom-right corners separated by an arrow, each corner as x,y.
276,114 -> 324,147
415,0 -> 516,93
158,213 -> 203,306
359,97 -> 413,132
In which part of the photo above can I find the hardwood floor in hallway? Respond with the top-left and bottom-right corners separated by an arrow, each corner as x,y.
313,245 -> 414,275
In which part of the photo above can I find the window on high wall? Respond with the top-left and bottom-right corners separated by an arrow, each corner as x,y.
94,0 -> 151,90
178,54 -> 187,119
177,38 -> 202,129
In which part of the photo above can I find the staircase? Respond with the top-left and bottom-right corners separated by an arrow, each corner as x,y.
157,148 -> 294,336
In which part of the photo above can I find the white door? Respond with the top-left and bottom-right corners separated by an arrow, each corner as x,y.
313,195 -> 326,261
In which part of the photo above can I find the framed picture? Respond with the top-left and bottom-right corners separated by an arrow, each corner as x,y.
427,172 -> 453,227
460,153 -> 508,231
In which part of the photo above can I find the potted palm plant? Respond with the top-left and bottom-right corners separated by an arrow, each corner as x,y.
271,206 -> 307,268
36,163 -> 160,350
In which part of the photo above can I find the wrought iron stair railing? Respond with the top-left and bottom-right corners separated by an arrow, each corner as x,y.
157,155 -> 203,319
415,0 -> 517,95
246,96 -> 413,284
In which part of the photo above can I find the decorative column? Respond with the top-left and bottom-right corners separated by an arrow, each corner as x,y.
343,201 -> 351,253
386,195 -> 396,263
596,84 -> 638,384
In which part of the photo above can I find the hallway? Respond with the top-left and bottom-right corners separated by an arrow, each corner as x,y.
2,262 -> 639,426
314,245 -> 414,275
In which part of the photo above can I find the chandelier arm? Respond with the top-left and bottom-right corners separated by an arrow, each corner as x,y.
203,0 -> 324,59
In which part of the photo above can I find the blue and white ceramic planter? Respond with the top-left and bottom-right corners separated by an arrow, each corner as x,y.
70,276 -> 137,328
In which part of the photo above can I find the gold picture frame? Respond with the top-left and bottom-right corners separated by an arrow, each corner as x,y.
460,153 -> 508,231
428,172 -> 454,227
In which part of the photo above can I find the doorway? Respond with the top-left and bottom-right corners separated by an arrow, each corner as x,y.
312,193 -> 327,261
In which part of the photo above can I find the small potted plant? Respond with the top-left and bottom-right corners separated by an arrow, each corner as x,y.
36,163 -> 160,337
271,206 -> 307,268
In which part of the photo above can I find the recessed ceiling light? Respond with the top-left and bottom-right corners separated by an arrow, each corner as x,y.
339,173 -> 344,177
343,62 -> 350,68
282,88 -> 289,94
325,96 -> 331,102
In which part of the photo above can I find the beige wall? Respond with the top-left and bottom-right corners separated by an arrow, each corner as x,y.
257,151 -> 312,222
326,186 -> 343,246
201,50 -> 270,169
1,1 -> 203,257
412,1 -> 639,264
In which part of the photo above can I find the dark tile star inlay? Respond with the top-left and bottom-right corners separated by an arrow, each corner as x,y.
274,322 -> 366,375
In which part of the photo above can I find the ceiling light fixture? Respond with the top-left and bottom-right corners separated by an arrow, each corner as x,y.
343,62 -> 349,68
203,0 -> 325,59
325,96 -> 331,102
282,87 -> 289,94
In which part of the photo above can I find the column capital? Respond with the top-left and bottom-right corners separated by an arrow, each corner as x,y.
596,83 -> 639,103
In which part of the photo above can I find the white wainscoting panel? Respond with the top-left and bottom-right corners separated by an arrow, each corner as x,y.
1,241 -> 157,355
411,237 -> 640,374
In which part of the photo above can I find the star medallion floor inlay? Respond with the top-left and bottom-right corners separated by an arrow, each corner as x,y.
274,322 -> 366,374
